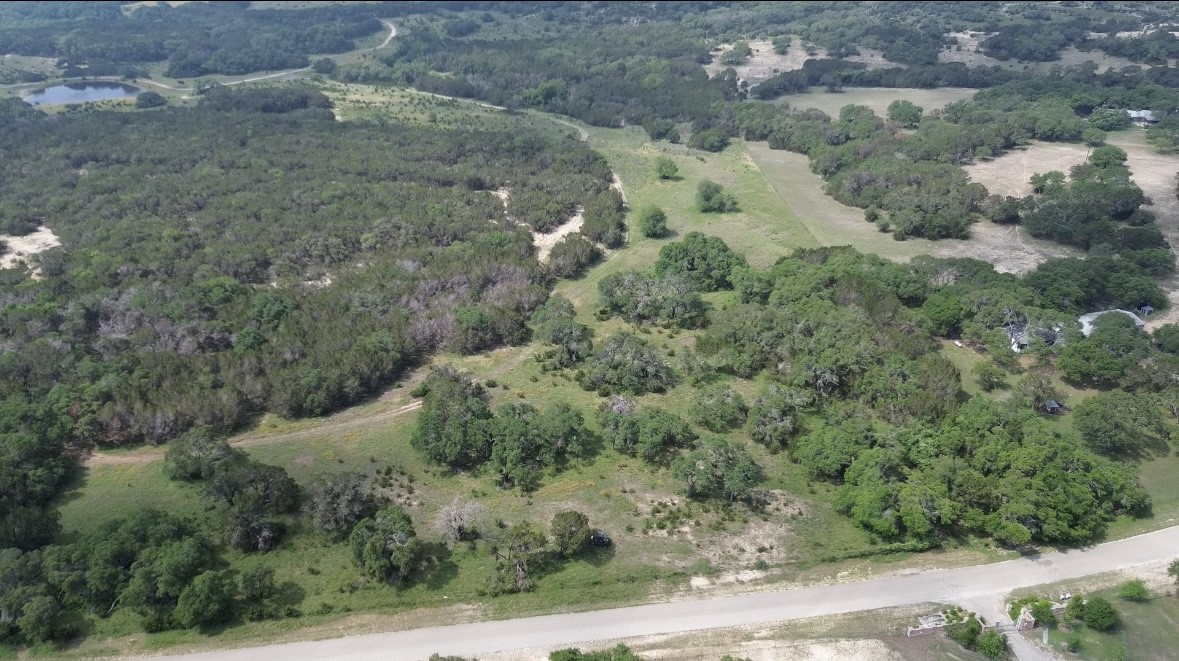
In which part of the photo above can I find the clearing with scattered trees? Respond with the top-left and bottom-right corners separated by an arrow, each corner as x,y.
4,2 -> 1179,660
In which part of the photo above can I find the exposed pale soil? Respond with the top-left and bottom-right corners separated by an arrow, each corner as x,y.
0,225 -> 61,275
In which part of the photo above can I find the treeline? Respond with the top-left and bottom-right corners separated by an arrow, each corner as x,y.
0,2 -> 383,77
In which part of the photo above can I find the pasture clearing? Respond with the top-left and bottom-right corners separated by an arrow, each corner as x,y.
554,125 -> 818,311
940,32 -> 1150,73
1107,130 -> 1179,325
745,142 -> 1078,274
706,38 -> 897,87
962,141 -> 1092,198
705,39 -> 821,86
777,87 -> 978,119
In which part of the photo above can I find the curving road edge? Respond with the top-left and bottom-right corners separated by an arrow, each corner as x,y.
139,525 -> 1179,661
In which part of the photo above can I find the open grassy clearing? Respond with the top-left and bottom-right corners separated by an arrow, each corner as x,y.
962,141 -> 1093,198
553,125 -> 819,313
745,141 -> 1079,274
776,87 -> 978,119
0,54 -> 59,85
319,82 -> 561,135
940,32 -> 1151,73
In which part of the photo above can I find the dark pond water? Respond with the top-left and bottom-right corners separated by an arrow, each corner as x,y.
24,82 -> 141,106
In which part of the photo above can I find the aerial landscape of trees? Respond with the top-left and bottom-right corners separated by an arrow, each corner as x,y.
3,1 -> 1179,655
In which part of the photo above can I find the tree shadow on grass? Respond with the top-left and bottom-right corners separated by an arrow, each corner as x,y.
420,540 -> 461,591
579,542 -> 616,568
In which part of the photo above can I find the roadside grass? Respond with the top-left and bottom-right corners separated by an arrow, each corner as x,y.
776,86 -> 978,118
619,602 -> 943,660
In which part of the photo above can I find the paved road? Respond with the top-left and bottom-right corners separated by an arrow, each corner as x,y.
140,525 -> 1179,661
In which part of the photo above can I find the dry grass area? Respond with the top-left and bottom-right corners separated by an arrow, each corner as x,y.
745,142 -> 1078,274
1108,131 -> 1179,329
779,87 -> 978,119
940,32 -> 1147,73
704,38 -> 895,87
704,39 -> 814,86
962,141 -> 1092,198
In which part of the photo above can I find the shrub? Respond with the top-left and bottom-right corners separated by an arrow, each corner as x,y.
696,180 -> 738,213
688,128 -> 730,152
1116,579 -> 1150,602
135,91 -> 167,109
548,233 -> 600,278
636,206 -> 668,238
1082,596 -> 1119,631
692,384 -> 747,432
653,157 -> 679,180
654,231 -> 746,291
580,333 -> 675,395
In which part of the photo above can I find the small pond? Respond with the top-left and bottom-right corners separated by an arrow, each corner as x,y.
23,82 -> 141,106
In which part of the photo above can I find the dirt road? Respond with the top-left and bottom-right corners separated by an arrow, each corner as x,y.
135,525 -> 1179,661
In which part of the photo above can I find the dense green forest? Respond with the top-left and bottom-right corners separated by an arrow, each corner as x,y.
0,85 -> 611,560
4,0 -> 1179,654
0,2 -> 386,78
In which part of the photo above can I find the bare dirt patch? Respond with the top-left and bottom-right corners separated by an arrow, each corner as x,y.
0,225 -> 61,274
488,187 -> 511,222
302,273 -> 333,288
532,206 -> 585,262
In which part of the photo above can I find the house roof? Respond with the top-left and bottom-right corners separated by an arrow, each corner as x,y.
1078,309 -> 1146,337
1045,400 -> 1061,408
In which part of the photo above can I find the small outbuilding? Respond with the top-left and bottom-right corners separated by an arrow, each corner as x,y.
1044,400 -> 1062,414
1139,304 -> 1155,316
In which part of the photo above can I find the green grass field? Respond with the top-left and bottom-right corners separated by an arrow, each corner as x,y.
777,86 -> 979,119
